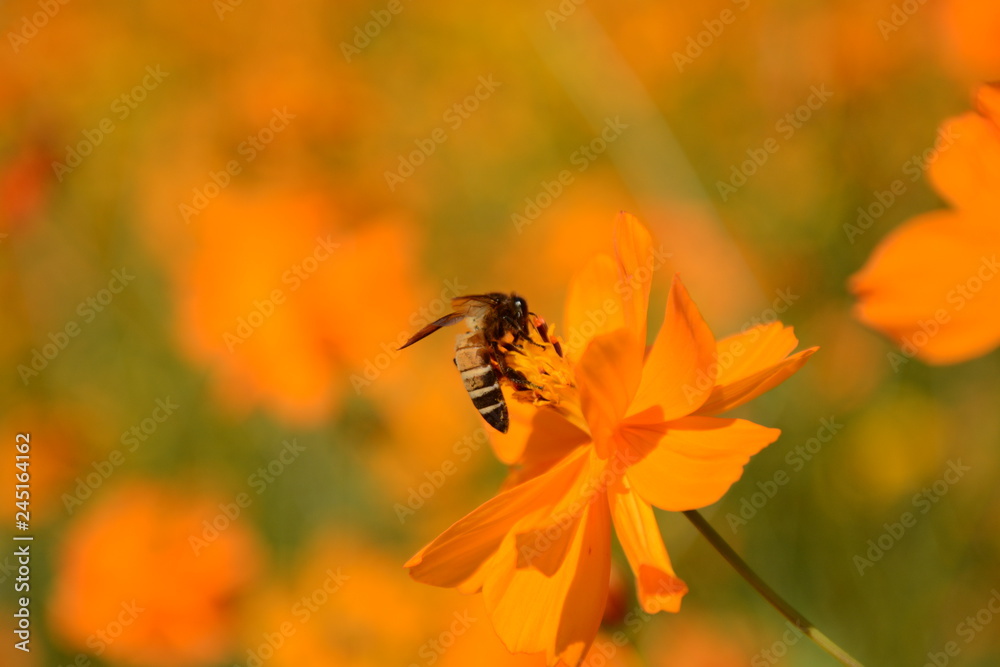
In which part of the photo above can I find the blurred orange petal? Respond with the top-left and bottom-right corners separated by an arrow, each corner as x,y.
851,210 -> 1000,364
942,0 -> 1000,81
176,187 -> 421,425
49,481 -> 262,666
927,86 -> 1000,218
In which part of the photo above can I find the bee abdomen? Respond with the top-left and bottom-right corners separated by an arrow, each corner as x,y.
465,374 -> 507,432
455,338 -> 509,433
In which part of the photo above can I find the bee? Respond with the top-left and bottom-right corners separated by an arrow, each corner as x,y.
399,293 -> 541,433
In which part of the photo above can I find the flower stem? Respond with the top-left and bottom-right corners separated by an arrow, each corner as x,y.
682,510 -> 864,667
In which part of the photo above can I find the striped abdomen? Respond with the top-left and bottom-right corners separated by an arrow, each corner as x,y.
454,330 -> 508,433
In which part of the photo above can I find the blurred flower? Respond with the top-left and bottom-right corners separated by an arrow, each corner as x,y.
174,187 -> 421,425
0,141 -> 51,235
802,304 -> 887,411
406,213 -> 815,665
642,613 -> 756,667
842,389 -> 948,507
941,0 -> 1000,81
49,481 -> 262,667
851,84 -> 1000,365
238,535 -> 433,667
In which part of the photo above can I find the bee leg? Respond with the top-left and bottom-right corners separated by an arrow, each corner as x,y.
505,367 -> 541,391
493,351 -> 542,391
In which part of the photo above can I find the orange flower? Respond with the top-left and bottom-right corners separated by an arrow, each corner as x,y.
174,187 -> 421,425
49,481 -> 262,666
941,0 -> 1000,81
238,535 -> 434,667
406,213 -> 816,666
851,84 -> 1000,365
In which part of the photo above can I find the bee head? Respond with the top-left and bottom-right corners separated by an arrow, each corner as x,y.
511,294 -> 530,331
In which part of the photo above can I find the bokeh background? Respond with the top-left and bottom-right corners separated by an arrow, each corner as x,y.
2,0 -> 999,665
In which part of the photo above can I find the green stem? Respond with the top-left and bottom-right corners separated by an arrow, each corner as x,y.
683,510 -> 865,667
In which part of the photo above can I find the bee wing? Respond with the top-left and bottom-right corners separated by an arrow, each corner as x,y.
398,311 -> 466,350
450,293 -> 502,310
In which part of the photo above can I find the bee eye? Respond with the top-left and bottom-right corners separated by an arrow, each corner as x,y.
513,297 -> 527,314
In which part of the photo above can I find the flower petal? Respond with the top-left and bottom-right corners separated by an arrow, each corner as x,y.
563,253 -> 627,361
489,394 -> 537,466
577,330 -> 643,457
608,477 -> 687,613
928,84 -> 1000,217
614,212 -> 657,348
695,323 -> 817,415
623,416 -> 780,511
497,405 -> 592,488
406,448 -> 589,588
483,490 -> 611,667
850,210 -> 1000,364
943,5 -> 1000,81
712,323 -> 799,384
627,276 -> 717,421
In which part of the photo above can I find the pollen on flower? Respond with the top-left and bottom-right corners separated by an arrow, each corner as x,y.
504,316 -> 576,408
